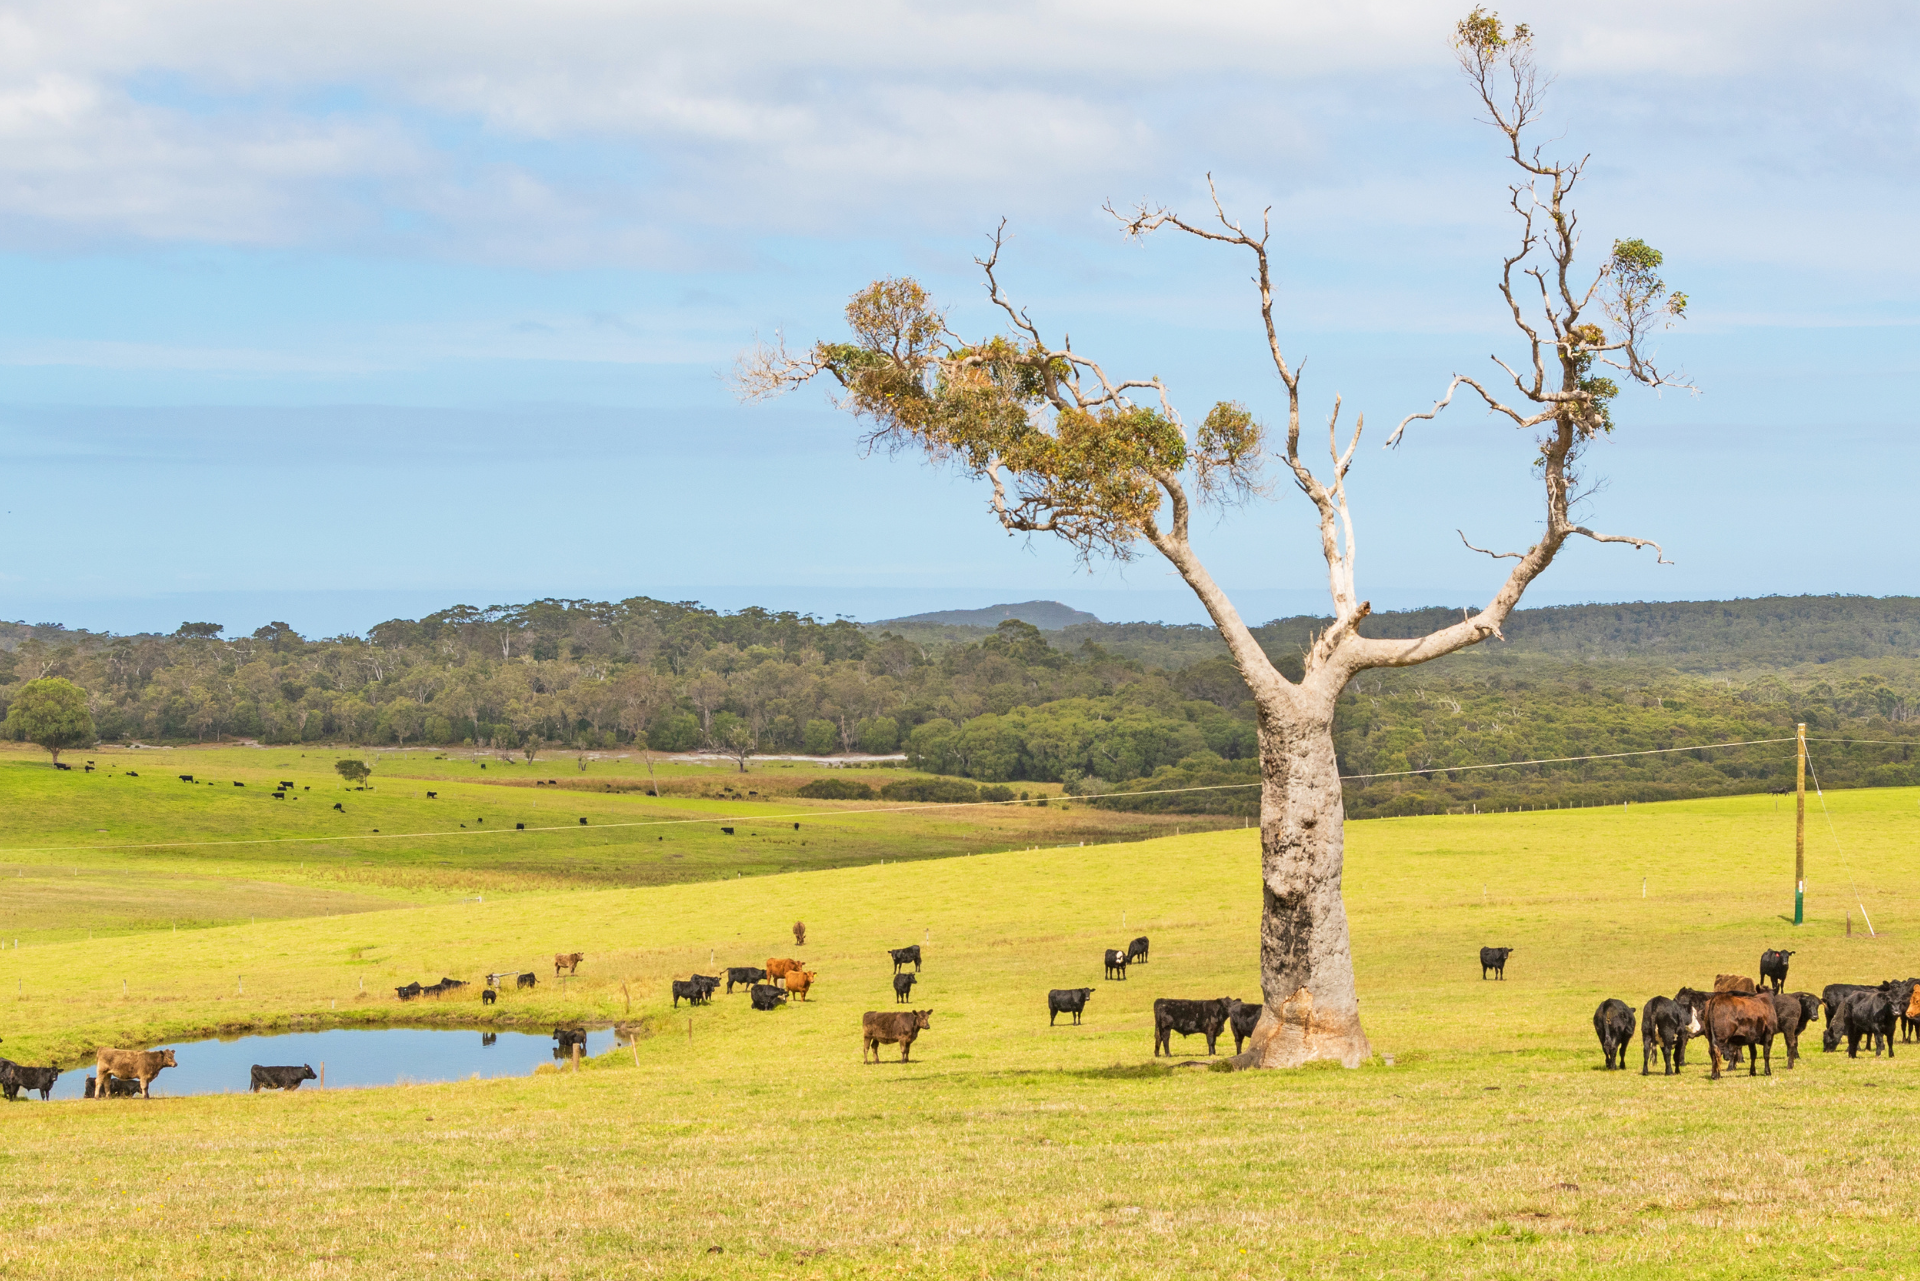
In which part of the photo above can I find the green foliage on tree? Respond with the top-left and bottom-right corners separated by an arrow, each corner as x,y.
796,777 -> 876,801
334,759 -> 371,787
3,677 -> 94,764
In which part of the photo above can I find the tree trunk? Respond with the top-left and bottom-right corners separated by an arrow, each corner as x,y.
1236,700 -> 1371,1069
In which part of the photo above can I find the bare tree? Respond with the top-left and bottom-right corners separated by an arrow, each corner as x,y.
736,12 -> 1688,1069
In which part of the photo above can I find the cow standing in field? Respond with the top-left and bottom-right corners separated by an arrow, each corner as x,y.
1714,974 -> 1758,994
516,973 -> 538,990
862,1010 -> 932,1062
1768,991 -> 1820,1068
93,1048 -> 177,1099
1640,996 -> 1701,1076
1593,999 -> 1636,1070
250,1064 -> 317,1092
889,946 -> 922,973
671,979 -> 706,1007
1703,993 -> 1778,1079
1759,950 -> 1794,994
1825,990 -> 1895,1058
726,967 -> 768,994
1048,988 -> 1093,1025
765,958 -> 805,987
690,975 -> 722,1001
1125,937 -> 1150,965
1820,983 -> 1885,1035
1227,1000 -> 1264,1055
784,971 -> 816,1001
1153,998 -> 1231,1057
893,972 -> 918,1003
554,952 -> 585,977
1479,947 -> 1513,980
1103,949 -> 1130,981
0,1062 -> 59,1100
1905,984 -> 1920,1043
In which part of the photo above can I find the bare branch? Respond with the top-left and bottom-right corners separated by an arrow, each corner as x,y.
1457,529 -> 1527,560
1569,524 -> 1673,565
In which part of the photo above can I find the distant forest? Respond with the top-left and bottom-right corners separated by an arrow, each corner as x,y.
1,594 -> 1916,816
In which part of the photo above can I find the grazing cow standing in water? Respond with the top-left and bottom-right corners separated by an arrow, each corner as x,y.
250,1064 -> 317,1092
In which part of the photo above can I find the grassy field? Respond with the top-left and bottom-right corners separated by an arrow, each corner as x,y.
0,744 -> 1238,942
0,783 -> 1916,1276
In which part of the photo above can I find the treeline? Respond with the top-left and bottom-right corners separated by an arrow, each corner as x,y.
2,595 -> 1917,817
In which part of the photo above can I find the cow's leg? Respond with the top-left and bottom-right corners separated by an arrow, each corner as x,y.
1708,1041 -> 1723,1080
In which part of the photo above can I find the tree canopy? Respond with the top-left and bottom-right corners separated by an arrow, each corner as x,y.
3,677 -> 94,764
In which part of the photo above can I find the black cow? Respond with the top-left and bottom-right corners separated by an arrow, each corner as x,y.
333,803 -> 344,812
553,1027 -> 587,1050
426,791 -> 437,799
1048,988 -> 1093,1025
1227,999 -> 1263,1055
726,966 -> 768,994
889,946 -> 922,973
1826,991 -> 1895,1058
1769,991 -> 1819,1068
179,775 -> 194,782
671,979 -> 706,1007
1479,947 -> 1514,980
0,1062 -> 59,1101
481,988 -> 496,1005
893,972 -> 918,1003
1886,978 -> 1920,1043
395,982 -> 423,1001
516,972 -> 538,990
1153,997 -> 1230,1057
1821,983 -> 1884,1035
279,781 -> 294,789
1759,949 -> 1794,994
1126,937 -> 1150,965
1672,988 -> 1715,1068
84,1075 -> 142,1098
1592,998 -> 1636,1070
1640,995 -> 1701,1075
1103,949 -> 1130,981
250,1064 -> 316,1092
749,984 -> 788,1011
690,974 -> 721,1000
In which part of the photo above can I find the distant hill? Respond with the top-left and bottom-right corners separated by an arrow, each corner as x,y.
874,600 -> 1101,631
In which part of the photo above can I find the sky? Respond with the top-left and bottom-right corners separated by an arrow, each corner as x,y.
0,0 -> 1914,637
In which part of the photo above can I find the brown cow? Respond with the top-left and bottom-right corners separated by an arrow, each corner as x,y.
1907,985 -> 1920,1042
1704,993 -> 1778,1079
554,952 -> 585,976
93,1048 -> 177,1099
784,970 -> 816,1001
765,958 -> 805,986
1714,974 -> 1758,994
793,920 -> 807,946
862,1009 -> 932,1063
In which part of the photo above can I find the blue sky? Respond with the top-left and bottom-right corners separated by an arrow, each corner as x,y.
0,1 -> 1914,636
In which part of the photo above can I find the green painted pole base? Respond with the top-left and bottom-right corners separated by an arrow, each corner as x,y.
1794,886 -> 1804,926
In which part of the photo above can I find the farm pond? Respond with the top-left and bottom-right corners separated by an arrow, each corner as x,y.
30,1026 -> 626,1100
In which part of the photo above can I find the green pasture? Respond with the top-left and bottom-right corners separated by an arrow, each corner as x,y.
0,744 -> 1232,941
1,786 -> 1917,1276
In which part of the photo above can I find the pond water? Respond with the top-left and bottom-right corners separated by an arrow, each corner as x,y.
34,1026 -> 623,1100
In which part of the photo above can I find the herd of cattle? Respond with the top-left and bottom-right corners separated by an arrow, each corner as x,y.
1582,948 -> 1920,1079
0,1045 -> 322,1100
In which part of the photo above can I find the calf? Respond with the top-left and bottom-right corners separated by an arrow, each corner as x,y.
1048,988 -> 1093,1026
726,966 -> 768,994
1825,991 -> 1895,1058
1103,949 -> 1130,981
893,972 -> 918,1003
1640,995 -> 1702,1075
1713,974 -> 1758,994
1759,949 -> 1794,994
862,1009 -> 932,1062
554,952 -> 585,976
85,1075 -> 143,1098
765,958 -> 805,986
1153,997 -> 1230,1057
1768,992 -> 1815,1068
1479,947 -> 1513,980
1593,998 -> 1636,1070
1703,993 -> 1778,1079
784,970 -> 816,1001
1227,999 -> 1264,1055
481,988 -> 496,1005
749,984 -> 789,1011
0,1062 -> 59,1101
516,972 -> 538,990
249,1064 -> 317,1092
889,945 -> 922,973
671,979 -> 706,1007
1126,936 -> 1150,965
93,1047 -> 177,1099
